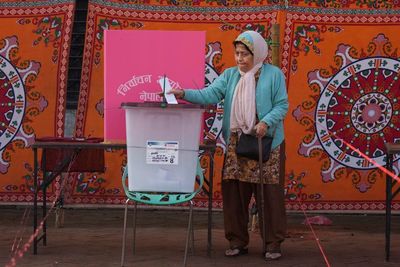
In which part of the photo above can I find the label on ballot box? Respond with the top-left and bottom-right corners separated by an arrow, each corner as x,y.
146,140 -> 179,165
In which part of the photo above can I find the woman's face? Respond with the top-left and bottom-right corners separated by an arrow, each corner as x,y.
234,43 -> 254,73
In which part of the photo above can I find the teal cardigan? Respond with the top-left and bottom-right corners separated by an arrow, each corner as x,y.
184,63 -> 289,149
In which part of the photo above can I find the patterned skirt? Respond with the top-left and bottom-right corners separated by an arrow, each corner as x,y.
223,131 -> 281,184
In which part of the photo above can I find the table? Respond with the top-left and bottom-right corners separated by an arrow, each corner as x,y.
32,140 -> 215,256
384,142 -> 400,261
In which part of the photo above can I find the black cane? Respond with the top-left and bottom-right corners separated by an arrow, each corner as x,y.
258,136 -> 266,254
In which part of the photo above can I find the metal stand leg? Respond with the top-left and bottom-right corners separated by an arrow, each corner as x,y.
121,199 -> 129,267
190,213 -> 195,254
132,201 -> 137,254
33,147 -> 38,255
42,151 -> 47,247
184,200 -> 193,267
42,179 -> 47,246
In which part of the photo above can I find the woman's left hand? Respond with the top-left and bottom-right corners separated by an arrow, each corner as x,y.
254,121 -> 268,138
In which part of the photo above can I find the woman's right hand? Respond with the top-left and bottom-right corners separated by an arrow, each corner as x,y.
162,89 -> 185,99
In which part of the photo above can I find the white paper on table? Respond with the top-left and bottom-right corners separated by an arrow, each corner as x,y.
158,76 -> 178,104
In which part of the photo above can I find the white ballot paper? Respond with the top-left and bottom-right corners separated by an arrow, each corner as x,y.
158,76 -> 178,104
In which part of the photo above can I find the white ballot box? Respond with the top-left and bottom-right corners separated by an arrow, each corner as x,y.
122,102 -> 204,193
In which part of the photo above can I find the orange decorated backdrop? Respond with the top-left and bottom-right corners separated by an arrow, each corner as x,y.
0,0 -> 74,203
282,11 -> 400,211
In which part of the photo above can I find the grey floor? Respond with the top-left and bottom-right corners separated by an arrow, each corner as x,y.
1,206 -> 400,267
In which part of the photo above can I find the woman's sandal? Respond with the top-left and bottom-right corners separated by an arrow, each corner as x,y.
225,247 -> 249,257
264,251 -> 282,261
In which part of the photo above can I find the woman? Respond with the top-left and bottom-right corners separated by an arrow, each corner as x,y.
169,30 -> 288,261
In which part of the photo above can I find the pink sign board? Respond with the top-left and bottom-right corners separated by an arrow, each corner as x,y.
104,30 -> 205,142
